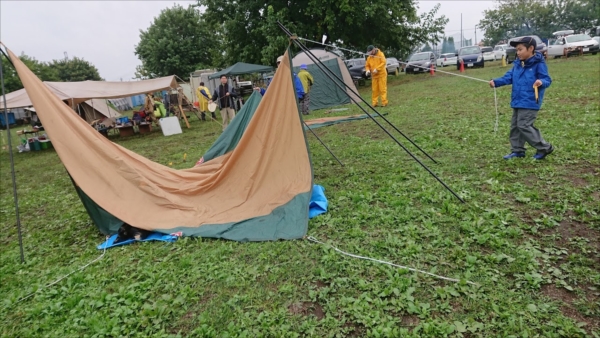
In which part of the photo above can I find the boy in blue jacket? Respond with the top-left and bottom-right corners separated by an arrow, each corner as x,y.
490,36 -> 554,160
254,55 -> 305,100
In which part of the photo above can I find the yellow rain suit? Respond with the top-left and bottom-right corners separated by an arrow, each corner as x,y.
196,86 -> 211,112
365,49 -> 388,106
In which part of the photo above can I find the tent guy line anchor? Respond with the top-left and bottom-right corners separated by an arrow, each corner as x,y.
0,44 -> 25,263
278,22 -> 465,203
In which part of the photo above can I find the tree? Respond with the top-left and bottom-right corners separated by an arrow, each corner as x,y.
134,4 -> 216,80
1,53 -> 59,93
422,43 -> 433,52
478,0 -> 599,45
447,37 -> 456,53
198,0 -> 448,66
49,56 -> 102,82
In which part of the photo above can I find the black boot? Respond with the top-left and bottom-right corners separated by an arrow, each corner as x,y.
201,112 -> 206,121
211,112 -> 217,120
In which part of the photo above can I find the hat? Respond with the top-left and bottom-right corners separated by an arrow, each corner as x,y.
367,45 -> 375,52
509,36 -> 537,49
300,64 -> 307,69
276,55 -> 284,63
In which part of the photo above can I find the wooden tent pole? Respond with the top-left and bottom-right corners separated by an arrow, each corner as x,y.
177,88 -> 190,128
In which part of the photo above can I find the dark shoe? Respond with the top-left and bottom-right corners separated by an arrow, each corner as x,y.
503,152 -> 525,160
533,145 -> 554,160
201,112 -> 206,121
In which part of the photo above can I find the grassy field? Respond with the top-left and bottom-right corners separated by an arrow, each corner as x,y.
1,55 -> 598,337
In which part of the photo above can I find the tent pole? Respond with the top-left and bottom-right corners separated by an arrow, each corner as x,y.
303,121 -> 344,166
0,48 -> 26,263
278,22 -> 464,203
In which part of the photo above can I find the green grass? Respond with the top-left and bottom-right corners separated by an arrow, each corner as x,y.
1,56 -> 598,337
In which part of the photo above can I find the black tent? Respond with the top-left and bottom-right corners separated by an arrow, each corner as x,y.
208,62 -> 273,79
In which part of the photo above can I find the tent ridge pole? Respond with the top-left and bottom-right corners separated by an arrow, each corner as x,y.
0,47 -> 26,263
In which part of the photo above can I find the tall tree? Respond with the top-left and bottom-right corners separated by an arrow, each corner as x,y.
49,56 -> 102,82
134,4 -> 215,80
422,43 -> 433,52
477,0 -> 598,45
1,53 -> 59,93
447,37 -> 456,53
198,0 -> 448,66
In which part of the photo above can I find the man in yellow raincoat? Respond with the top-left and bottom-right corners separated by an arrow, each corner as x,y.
365,45 -> 388,107
195,82 -> 214,121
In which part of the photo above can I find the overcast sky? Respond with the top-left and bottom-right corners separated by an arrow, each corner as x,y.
1,1 -> 495,82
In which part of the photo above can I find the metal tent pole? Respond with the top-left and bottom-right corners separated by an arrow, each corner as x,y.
0,48 -> 26,263
278,22 -> 465,203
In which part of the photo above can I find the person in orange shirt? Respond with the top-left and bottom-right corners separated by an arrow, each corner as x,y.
365,45 -> 388,107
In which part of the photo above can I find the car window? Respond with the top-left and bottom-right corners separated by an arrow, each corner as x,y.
482,47 -> 493,52
409,53 -> 431,61
566,34 -> 592,43
459,47 -> 481,55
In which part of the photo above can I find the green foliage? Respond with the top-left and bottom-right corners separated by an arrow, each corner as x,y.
198,0 -> 448,66
134,4 -> 216,80
1,53 -> 101,93
479,0 -> 600,45
421,43 -> 433,52
49,57 -> 102,82
1,56 -> 599,336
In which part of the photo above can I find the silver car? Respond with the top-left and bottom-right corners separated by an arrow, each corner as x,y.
386,57 -> 401,76
547,33 -> 600,57
493,44 -> 509,60
436,53 -> 457,67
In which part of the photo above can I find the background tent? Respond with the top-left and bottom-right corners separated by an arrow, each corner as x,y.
77,99 -> 121,123
0,76 -> 179,109
292,49 -> 360,111
208,62 -> 273,79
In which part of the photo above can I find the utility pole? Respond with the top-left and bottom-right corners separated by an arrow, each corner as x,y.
475,25 -> 477,46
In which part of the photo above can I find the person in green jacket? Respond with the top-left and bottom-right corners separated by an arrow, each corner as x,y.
297,64 -> 314,115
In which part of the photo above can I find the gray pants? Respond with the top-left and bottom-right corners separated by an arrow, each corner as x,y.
220,107 -> 235,131
510,108 -> 551,153
300,92 -> 310,115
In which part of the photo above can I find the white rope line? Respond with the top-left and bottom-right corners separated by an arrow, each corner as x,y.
306,236 -> 478,286
297,37 -> 501,132
3,240 -> 108,308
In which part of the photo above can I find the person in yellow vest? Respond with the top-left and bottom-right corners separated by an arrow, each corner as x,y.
365,45 -> 388,107
195,82 -> 215,121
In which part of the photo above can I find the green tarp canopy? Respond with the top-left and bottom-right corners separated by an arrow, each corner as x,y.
209,62 -> 273,79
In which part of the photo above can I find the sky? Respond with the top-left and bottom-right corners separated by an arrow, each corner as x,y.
1,1 -> 496,82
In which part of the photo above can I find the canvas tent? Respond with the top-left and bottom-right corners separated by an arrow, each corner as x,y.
0,76 -> 180,109
8,45 -> 312,241
208,62 -> 273,80
292,49 -> 360,111
77,99 -> 121,123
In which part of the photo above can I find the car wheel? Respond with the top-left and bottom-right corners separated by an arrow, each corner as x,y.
593,52 -> 598,55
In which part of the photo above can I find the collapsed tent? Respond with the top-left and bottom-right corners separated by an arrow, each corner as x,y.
292,49 -> 360,111
304,113 -> 386,130
9,46 -> 313,241
208,62 -> 273,80
0,76 -> 179,109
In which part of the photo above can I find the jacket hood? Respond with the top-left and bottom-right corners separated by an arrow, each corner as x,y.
522,51 -> 545,67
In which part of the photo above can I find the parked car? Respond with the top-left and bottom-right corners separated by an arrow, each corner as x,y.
547,33 -> 599,57
493,44 -> 509,60
405,52 -> 436,74
594,36 -> 600,44
481,46 -> 496,61
505,35 -> 547,63
345,58 -> 368,79
456,46 -> 484,69
386,57 -> 401,76
436,53 -> 457,67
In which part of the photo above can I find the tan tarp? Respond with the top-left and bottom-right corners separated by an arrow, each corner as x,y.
0,76 -> 179,109
9,46 -> 312,230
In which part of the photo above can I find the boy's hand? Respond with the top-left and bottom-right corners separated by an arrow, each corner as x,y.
489,80 -> 495,88
533,79 -> 542,87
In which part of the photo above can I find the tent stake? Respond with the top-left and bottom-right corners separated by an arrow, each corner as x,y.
0,48 -> 26,263
303,120 -> 344,166
277,22 -> 464,203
